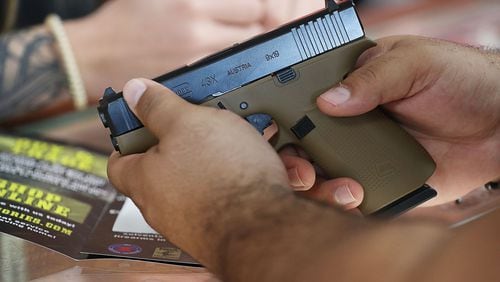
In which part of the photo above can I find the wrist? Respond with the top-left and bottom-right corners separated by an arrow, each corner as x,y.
45,15 -> 87,110
213,188 -> 356,281
0,26 -> 72,124
155,182 -> 293,264
159,182 -> 353,280
64,17 -> 109,104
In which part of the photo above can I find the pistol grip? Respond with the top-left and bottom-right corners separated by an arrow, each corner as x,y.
294,107 -> 435,214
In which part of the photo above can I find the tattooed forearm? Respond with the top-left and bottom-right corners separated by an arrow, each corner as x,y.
0,27 -> 68,123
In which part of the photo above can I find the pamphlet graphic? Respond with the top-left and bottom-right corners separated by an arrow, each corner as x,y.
0,133 -> 198,264
108,243 -> 143,255
82,194 -> 198,265
0,136 -> 108,178
0,177 -> 92,224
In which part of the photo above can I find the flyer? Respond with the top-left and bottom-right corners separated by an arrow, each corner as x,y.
82,196 -> 196,264
0,132 -> 198,265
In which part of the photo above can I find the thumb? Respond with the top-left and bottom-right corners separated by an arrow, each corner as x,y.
316,38 -> 419,117
122,78 -> 189,137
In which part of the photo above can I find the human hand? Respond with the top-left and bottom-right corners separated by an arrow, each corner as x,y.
293,35 -> 500,206
107,78 -> 290,264
108,79 -> 482,282
65,0 -> 266,103
277,144 -> 364,211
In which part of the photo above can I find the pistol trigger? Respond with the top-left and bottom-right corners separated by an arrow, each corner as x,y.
246,114 -> 273,135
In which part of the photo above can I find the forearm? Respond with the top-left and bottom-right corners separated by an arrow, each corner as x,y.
155,183 -> 446,282
0,26 -> 71,125
0,18 -> 116,126
217,191 -> 361,282
155,184 -> 359,281
160,180 -> 500,282
212,188 -> 355,280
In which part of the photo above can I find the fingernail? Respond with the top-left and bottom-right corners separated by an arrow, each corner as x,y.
287,167 -> 307,190
320,87 -> 350,106
334,185 -> 357,206
123,79 -> 147,110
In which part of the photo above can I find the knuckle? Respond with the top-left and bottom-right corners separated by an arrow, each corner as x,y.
353,65 -> 378,86
345,63 -> 386,106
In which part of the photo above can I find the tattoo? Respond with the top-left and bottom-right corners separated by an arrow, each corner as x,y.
0,27 -> 67,122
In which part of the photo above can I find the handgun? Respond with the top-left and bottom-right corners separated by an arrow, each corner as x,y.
97,0 -> 437,216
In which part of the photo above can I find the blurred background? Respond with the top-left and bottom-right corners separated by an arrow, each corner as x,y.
2,0 -> 499,153
360,0 -> 500,47
2,0 -> 499,152
4,0 -> 500,46
1,0 -> 499,281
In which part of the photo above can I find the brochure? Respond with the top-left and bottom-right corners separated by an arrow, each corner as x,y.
0,132 -> 198,265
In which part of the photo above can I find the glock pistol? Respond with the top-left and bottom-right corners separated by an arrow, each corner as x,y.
98,0 -> 437,216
